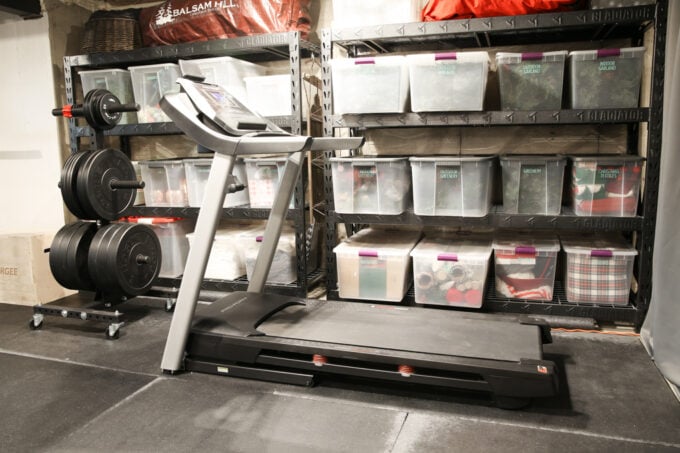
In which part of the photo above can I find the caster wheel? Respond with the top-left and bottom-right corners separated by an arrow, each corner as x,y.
105,328 -> 120,340
29,319 -> 43,330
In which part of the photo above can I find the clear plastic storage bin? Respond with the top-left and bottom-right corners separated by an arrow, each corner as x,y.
332,0 -> 421,29
500,155 -> 566,215
243,157 -> 295,209
568,47 -> 644,109
179,56 -> 266,105
129,63 -> 181,123
331,56 -> 409,114
186,223 -> 261,280
570,155 -> 644,217
410,156 -> 493,217
407,51 -> 489,112
244,226 -> 297,284
561,235 -> 637,305
333,228 -> 421,302
125,217 -> 193,278
410,236 -> 492,308
183,158 -> 249,208
496,51 -> 567,110
79,68 -> 137,124
244,74 -> 306,117
138,160 -> 189,207
330,157 -> 411,215
493,235 -> 560,301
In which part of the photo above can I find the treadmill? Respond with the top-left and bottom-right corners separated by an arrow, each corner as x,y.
159,78 -> 559,409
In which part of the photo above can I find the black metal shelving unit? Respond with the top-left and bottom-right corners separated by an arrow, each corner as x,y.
61,31 -> 320,298
321,3 -> 668,328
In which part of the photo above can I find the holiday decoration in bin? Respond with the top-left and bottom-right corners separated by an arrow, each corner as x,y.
561,234 -> 637,305
493,234 -> 560,301
500,155 -> 566,215
410,235 -> 492,308
333,228 -> 421,302
331,157 -> 411,215
570,155 -> 644,217
496,51 -> 567,111
568,47 -> 644,109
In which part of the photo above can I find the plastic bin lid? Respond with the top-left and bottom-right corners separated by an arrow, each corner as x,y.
128,62 -> 179,71
243,74 -> 289,82
330,156 -> 409,163
492,235 -> 560,253
331,55 -> 406,66
79,68 -> 130,75
410,236 -> 492,260
569,155 -> 645,164
406,51 -> 489,63
500,154 -> 565,163
568,47 -> 645,60
333,228 -> 421,257
496,50 -> 567,63
139,159 -> 186,167
409,156 -> 494,163
561,236 -> 638,256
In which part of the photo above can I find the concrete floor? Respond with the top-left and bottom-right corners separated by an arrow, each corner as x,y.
1,297 -> 679,452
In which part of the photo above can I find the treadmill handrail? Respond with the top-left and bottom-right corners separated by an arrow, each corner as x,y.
160,92 -> 312,156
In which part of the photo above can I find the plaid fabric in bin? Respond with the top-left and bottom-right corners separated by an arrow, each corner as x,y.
566,254 -> 633,304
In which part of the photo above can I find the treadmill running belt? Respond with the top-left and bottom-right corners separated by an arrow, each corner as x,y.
257,300 -> 542,363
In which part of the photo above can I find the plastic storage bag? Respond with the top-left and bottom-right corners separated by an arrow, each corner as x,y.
139,0 -> 311,46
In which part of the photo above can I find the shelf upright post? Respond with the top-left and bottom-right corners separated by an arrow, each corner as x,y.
635,0 -> 668,329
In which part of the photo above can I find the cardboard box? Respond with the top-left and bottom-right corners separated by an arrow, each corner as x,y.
0,233 -> 75,305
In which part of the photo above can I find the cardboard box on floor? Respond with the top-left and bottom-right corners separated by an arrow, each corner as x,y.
0,233 -> 75,306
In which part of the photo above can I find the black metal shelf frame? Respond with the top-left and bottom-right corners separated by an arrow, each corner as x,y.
61,31 -> 320,298
321,3 -> 668,328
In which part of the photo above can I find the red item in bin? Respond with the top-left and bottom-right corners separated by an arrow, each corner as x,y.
124,216 -> 182,224
421,0 -> 584,21
139,0 -> 311,47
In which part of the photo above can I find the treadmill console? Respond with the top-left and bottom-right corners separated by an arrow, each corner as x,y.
177,78 -> 269,136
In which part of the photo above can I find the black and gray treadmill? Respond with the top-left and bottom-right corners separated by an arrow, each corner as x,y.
159,78 -> 558,409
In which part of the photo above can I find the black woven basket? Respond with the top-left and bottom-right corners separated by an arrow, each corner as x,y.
81,9 -> 142,54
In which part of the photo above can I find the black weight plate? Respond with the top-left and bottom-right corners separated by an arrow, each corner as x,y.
77,149 -> 136,220
60,151 -> 90,219
75,151 -> 98,220
94,91 -> 122,129
88,223 -> 120,293
48,223 -> 76,288
49,222 -> 97,290
109,223 -> 161,296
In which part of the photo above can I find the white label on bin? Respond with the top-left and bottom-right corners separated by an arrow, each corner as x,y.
599,61 -> 617,72
522,64 -> 542,74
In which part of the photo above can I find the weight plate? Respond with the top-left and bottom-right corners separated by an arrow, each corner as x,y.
49,221 -> 97,290
75,151 -> 98,220
95,91 -> 123,129
109,223 -> 161,296
60,151 -> 90,219
88,223 -> 161,297
77,149 -> 137,220
88,223 -> 120,293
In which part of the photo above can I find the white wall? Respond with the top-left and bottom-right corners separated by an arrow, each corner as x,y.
0,13 -> 64,234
